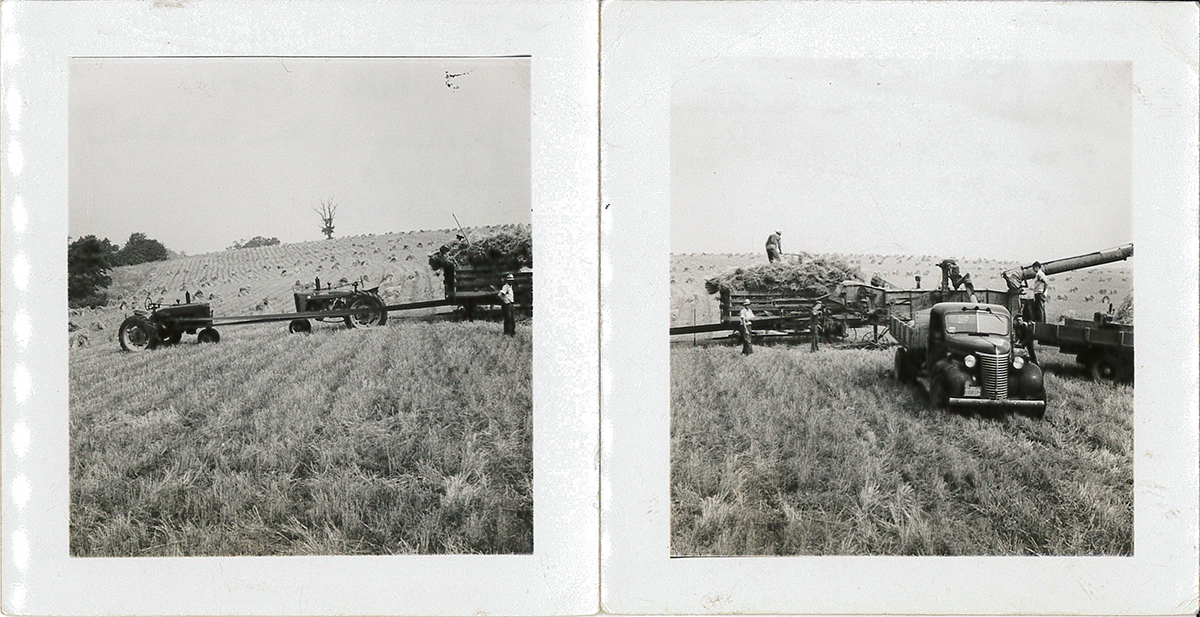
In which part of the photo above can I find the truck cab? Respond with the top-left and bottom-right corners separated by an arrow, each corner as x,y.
894,302 -> 1046,415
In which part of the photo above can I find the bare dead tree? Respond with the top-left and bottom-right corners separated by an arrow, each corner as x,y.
314,198 -> 337,239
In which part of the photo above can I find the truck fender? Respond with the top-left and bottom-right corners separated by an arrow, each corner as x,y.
1014,361 -> 1045,399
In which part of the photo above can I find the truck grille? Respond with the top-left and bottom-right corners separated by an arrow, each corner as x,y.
979,353 -> 1009,399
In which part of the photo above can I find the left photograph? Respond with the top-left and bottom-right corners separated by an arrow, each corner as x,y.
67,57 -> 533,556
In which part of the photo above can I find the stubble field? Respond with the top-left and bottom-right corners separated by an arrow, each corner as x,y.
71,311 -> 532,556
671,343 -> 1132,556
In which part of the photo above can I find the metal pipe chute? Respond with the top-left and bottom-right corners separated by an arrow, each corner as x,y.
1002,243 -> 1133,291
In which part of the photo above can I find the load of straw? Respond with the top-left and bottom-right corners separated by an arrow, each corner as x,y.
428,225 -> 533,272
704,256 -> 863,296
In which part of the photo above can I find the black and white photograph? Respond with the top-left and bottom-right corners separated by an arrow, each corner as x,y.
668,59 -> 1134,557
68,56 -> 534,556
601,2 -> 1195,615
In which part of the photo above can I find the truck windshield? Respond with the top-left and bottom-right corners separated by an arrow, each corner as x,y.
944,312 -> 1008,336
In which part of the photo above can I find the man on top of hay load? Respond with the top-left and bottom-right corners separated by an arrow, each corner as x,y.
765,231 -> 782,263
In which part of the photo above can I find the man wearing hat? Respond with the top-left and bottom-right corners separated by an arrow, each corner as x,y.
738,299 -> 755,355
810,300 -> 824,352
499,273 -> 516,336
1030,261 -> 1049,323
765,230 -> 782,263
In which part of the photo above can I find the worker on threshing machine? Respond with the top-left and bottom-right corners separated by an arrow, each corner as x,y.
936,258 -> 978,303
1029,261 -> 1050,323
738,299 -> 755,355
500,274 -> 516,336
765,231 -> 782,263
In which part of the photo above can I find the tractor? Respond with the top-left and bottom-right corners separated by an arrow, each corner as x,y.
118,297 -> 220,351
288,278 -> 388,333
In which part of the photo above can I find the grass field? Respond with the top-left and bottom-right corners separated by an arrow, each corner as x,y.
670,342 -> 1132,556
70,318 -> 532,556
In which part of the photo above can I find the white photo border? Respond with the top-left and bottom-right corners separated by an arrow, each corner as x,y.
1,1 -> 598,615
600,1 -> 1198,615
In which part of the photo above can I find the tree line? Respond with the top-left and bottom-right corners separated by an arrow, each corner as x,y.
67,232 -> 172,308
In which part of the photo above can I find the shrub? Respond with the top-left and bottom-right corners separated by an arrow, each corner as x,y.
228,236 -> 282,250
68,235 -> 117,307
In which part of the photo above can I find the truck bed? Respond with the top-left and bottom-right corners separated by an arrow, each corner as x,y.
1033,319 -> 1132,352
889,310 -> 930,351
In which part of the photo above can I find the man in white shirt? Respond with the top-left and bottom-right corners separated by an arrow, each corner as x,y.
1031,261 -> 1049,322
738,299 -> 754,355
500,274 -> 516,336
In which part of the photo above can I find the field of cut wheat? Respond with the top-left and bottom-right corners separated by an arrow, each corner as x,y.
70,318 -> 532,556
670,342 -> 1132,556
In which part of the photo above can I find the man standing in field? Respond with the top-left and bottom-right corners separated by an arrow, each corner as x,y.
739,299 -> 754,355
810,300 -> 824,352
765,231 -> 782,263
500,274 -> 516,336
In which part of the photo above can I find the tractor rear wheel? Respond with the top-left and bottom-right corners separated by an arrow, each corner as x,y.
197,328 -> 220,344
345,295 -> 387,328
118,315 -> 159,352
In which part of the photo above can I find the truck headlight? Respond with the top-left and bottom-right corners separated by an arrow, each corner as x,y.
964,354 -> 977,369
1013,356 -> 1025,370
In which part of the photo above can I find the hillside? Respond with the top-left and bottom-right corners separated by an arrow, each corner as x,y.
69,225 -> 526,344
670,252 -> 1132,328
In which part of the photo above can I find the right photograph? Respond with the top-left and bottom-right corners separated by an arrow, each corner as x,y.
669,59 -> 1134,556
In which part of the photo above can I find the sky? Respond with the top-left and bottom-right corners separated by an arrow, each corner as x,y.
69,57 -> 530,255
671,59 -> 1132,262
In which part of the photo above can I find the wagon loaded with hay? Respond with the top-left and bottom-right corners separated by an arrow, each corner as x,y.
671,256 -> 870,340
428,226 -> 532,319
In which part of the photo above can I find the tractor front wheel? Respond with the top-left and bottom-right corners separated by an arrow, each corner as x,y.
163,331 -> 183,346
345,295 -> 387,328
197,328 -> 221,344
118,316 -> 159,352
289,319 -> 312,334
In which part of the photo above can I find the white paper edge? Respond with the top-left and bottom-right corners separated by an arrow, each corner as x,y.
0,1 -> 599,615
600,1 -> 1199,615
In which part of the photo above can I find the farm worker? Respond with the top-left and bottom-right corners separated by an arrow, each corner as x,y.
937,259 -> 977,302
1014,316 -> 1039,365
1030,262 -> 1050,323
738,299 -> 754,355
810,301 -> 824,352
500,274 -> 516,336
765,231 -> 782,263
